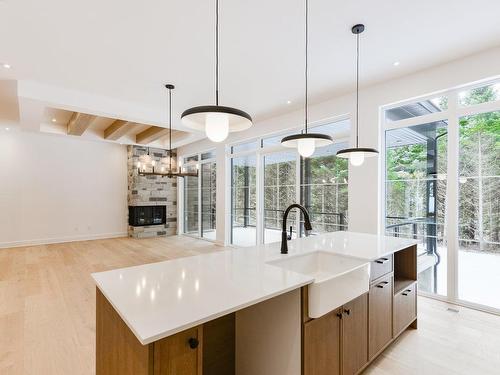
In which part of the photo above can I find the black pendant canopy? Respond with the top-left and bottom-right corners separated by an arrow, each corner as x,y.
181,0 -> 252,142
280,0 -> 333,157
139,84 -> 198,178
336,24 -> 378,165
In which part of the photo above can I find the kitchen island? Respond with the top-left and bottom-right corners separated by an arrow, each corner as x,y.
92,231 -> 417,375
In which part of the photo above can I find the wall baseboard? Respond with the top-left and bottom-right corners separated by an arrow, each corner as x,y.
0,232 -> 128,249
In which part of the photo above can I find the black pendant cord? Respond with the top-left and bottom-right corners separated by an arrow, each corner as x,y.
304,0 -> 308,134
215,0 -> 219,106
168,87 -> 173,173
355,30 -> 360,148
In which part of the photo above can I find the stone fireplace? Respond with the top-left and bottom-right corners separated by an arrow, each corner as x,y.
127,145 -> 177,238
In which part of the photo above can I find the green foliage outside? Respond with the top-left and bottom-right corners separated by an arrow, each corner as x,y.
386,85 -> 500,252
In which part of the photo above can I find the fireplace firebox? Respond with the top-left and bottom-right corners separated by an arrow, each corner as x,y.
128,206 -> 166,226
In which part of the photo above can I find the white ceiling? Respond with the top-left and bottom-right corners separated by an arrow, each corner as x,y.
1,0 -> 500,134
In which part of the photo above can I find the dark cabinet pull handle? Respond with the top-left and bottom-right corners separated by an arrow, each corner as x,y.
375,258 -> 389,264
188,337 -> 199,349
343,309 -> 351,316
336,312 -> 343,319
376,281 -> 389,288
402,289 -> 412,296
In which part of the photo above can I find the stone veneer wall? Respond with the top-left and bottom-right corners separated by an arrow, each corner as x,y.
127,145 -> 177,238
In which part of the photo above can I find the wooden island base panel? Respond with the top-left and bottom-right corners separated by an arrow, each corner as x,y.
96,288 -> 236,375
95,243 -> 418,375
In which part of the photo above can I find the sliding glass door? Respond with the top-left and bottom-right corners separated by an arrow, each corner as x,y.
385,121 -> 448,296
458,110 -> 500,309
182,151 -> 216,241
383,81 -> 500,313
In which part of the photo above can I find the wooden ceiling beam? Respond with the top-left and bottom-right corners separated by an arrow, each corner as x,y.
67,112 -> 96,136
104,120 -> 133,140
136,126 -> 170,144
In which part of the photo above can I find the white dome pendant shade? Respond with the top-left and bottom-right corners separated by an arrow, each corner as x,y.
181,0 -> 252,142
336,147 -> 378,166
281,0 -> 333,157
181,106 -> 252,143
336,24 -> 378,165
282,133 -> 333,158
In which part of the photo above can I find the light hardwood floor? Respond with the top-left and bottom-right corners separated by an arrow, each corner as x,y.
0,236 -> 220,375
1,236 -> 499,375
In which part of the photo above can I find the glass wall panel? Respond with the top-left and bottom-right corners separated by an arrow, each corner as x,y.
201,162 -> 217,240
300,141 -> 349,234
385,121 -> 448,296
183,164 -> 199,235
264,151 -> 297,244
458,110 -> 500,309
227,119 -> 350,247
231,155 -> 257,246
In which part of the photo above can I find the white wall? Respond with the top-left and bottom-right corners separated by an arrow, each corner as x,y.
0,130 -> 128,248
178,46 -> 500,243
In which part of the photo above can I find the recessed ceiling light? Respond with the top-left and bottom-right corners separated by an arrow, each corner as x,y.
51,118 -> 57,123
2,63 -> 11,69
5,127 -> 10,131
287,100 -> 292,104
393,61 -> 400,67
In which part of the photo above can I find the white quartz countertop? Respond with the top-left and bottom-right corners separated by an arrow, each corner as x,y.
92,231 -> 416,345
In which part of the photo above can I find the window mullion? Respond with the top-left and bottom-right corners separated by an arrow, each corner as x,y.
446,92 -> 460,302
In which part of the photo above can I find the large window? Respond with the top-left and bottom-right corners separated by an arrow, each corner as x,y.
385,121 -> 448,296
263,151 -> 297,244
231,155 -> 257,247
201,161 -> 216,239
183,157 -> 199,235
383,80 -> 500,312
301,142 -> 349,234
181,151 -> 216,241
458,109 -> 500,308
229,118 -> 350,247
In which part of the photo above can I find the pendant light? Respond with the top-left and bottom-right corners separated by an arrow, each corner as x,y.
281,0 -> 333,158
336,24 -> 378,166
181,0 -> 252,142
138,84 -> 198,178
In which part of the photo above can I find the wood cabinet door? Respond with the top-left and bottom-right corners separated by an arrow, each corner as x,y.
154,326 -> 203,375
304,309 -> 341,375
393,283 -> 417,336
342,294 -> 368,375
368,275 -> 393,359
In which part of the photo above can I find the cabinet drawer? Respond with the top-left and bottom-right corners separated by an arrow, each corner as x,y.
393,283 -> 417,336
368,275 -> 393,359
370,255 -> 393,282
